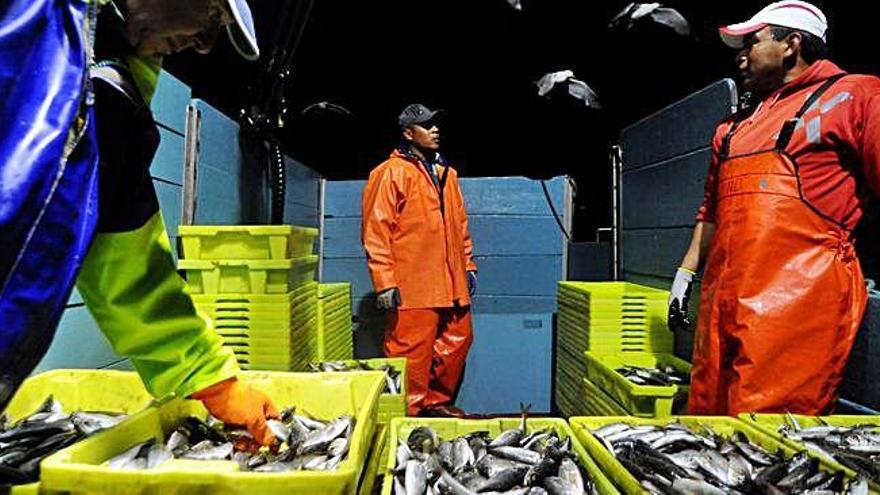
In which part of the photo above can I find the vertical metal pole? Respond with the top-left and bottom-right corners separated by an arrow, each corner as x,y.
182,104 -> 201,225
561,176 -> 574,281
610,145 -> 622,280
318,178 -> 326,283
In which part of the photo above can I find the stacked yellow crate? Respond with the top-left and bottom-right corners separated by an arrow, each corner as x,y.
555,281 -> 673,416
177,225 -> 319,371
316,283 -> 354,361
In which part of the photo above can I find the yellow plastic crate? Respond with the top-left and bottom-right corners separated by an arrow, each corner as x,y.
741,414 -> 880,491
357,423 -> 388,494
4,370 -> 155,421
180,256 -> 318,294
557,313 -> 673,354
380,417 -> 618,495
192,282 -> 318,309
558,281 -> 668,300
40,371 -> 385,495
582,377 -> 630,417
584,352 -> 690,418
312,359 -> 407,424
569,416 -> 852,495
178,225 -> 318,260
3,370 -> 156,495
555,364 -> 587,417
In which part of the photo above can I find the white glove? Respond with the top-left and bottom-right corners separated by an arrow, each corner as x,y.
668,267 -> 695,332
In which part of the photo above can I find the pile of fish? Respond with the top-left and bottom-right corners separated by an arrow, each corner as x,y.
614,365 -> 689,387
591,421 -> 867,494
391,405 -> 597,494
0,396 -> 125,484
308,360 -> 402,395
778,415 -> 880,483
106,407 -> 354,473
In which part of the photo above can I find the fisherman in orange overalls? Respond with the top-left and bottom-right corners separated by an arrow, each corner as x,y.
361,104 -> 477,417
667,1 -> 880,415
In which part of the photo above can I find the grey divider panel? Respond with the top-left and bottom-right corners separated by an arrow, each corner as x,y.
619,79 -> 737,360
622,149 -> 712,229
842,293 -> 880,410
567,242 -> 612,281
457,313 -> 553,414
622,80 -> 737,170
50,71 -> 192,370
323,176 -> 568,360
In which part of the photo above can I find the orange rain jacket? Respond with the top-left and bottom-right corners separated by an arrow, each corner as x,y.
362,149 -> 477,310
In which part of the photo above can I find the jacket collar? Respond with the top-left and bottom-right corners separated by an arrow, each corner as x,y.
766,59 -> 847,102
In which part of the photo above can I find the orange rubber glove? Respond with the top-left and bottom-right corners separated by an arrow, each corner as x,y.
190,377 -> 280,447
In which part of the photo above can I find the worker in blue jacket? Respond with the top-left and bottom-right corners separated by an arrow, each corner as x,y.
0,0 -> 278,447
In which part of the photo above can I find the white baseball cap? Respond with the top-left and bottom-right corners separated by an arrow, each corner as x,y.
719,1 -> 827,49
225,0 -> 259,60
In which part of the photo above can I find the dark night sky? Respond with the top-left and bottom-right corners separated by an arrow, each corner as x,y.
164,0 -> 878,239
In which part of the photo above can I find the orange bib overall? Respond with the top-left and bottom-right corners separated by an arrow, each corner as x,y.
689,75 -> 868,415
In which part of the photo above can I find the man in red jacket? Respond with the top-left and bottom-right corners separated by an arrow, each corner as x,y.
667,0 -> 880,415
361,104 -> 477,417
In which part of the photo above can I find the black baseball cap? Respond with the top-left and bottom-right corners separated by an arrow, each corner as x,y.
398,103 -> 443,128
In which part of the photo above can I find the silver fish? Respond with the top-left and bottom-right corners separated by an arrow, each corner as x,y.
452,437 -> 475,472
542,476 -> 579,495
671,478 -> 727,495
439,469 -> 477,495
298,416 -> 352,455
406,460 -> 428,495
490,446 -> 541,465
145,443 -> 173,469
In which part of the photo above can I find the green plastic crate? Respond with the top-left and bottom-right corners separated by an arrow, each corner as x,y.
558,281 -> 668,300
40,371 -> 385,495
380,417 -> 619,495
191,282 -> 318,309
3,370 -> 157,495
312,359 -> 407,424
178,225 -> 318,260
180,256 -> 318,294
583,352 -> 690,418
569,416 -> 853,495
555,363 -> 587,417
317,307 -> 353,361
740,414 -> 880,491
557,313 -> 673,354
583,377 -> 630,417
358,423 -> 388,490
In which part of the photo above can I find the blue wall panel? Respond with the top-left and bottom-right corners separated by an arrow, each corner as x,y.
192,100 -> 320,227
155,180 -> 182,238
35,306 -> 121,372
322,257 -> 372,298
323,216 -> 562,258
151,128 -> 185,184
285,157 -> 320,208
457,313 -> 553,414
150,71 -> 190,135
324,254 -> 562,304
325,177 -> 567,218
